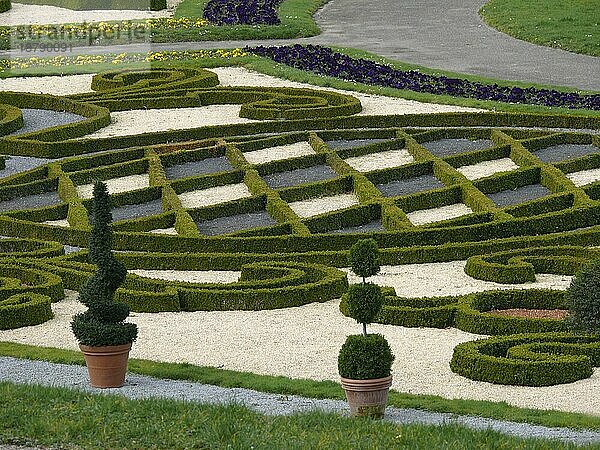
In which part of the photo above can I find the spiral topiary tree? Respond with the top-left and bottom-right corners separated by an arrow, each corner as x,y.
71,181 -> 137,347
567,258 -> 600,335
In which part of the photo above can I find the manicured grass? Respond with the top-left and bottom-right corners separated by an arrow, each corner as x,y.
480,0 -> 600,57
0,382 -> 587,450
1,342 -> 600,432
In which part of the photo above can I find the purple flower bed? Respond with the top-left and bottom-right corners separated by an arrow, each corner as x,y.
248,45 -> 600,110
203,0 -> 282,25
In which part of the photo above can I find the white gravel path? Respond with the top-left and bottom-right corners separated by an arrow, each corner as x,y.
148,227 -> 177,235
130,269 -> 241,284
566,167 -> 600,187
76,173 -> 149,199
457,158 -> 519,181
42,218 -> 69,227
407,203 -> 473,226
86,106 -> 257,139
0,0 -> 182,26
1,263 -> 593,415
178,182 -> 251,209
344,148 -> 414,172
0,74 -> 94,95
210,67 -> 482,116
243,142 -> 315,165
288,193 -> 359,218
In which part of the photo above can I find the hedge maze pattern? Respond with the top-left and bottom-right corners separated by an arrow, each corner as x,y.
0,67 -> 599,386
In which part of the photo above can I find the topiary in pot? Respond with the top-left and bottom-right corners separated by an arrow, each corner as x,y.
567,258 -> 600,334
338,239 -> 394,418
71,181 -> 138,388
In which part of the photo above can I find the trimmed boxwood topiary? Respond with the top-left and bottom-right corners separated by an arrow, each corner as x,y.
348,238 -> 380,282
338,333 -> 394,380
71,181 -> 138,347
345,283 -> 384,331
567,258 -> 600,334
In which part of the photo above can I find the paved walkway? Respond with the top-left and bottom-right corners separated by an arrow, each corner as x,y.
1,0 -> 598,91
1,357 -> 600,446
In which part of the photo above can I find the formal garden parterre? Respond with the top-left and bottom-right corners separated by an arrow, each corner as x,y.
0,63 -> 599,420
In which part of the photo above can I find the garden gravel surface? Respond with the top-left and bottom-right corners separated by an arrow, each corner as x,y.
377,174 -> 444,197
42,219 -> 69,227
420,138 -> 495,157
287,193 -> 359,218
0,0 -> 182,26
262,164 -> 338,189
196,210 -> 277,235
0,74 -> 94,95
1,357 -> 600,446
164,156 -> 233,180
457,158 -> 519,180
1,262 -> 592,415
8,109 -> 85,136
567,168 -> 600,187
0,156 -> 55,178
243,142 -> 315,165
76,174 -> 149,199
178,183 -> 251,209
343,149 -> 414,172
533,144 -> 599,163
487,184 -> 551,208
406,203 -> 473,226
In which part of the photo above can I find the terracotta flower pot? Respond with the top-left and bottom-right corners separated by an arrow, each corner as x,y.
340,375 -> 392,419
79,343 -> 132,388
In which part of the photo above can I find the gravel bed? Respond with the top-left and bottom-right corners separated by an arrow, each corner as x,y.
243,142 -> 315,164
7,109 -> 85,136
0,74 -> 94,96
376,174 -> 443,197
0,265 -> 588,415
456,157 -> 519,180
406,203 -> 473,225
0,191 -> 61,212
130,270 -> 241,284
1,357 -> 599,446
178,183 -> 251,209
287,193 -> 359,218
343,149 -> 414,172
420,138 -> 495,157
76,174 -> 150,199
85,106 -> 257,139
164,157 -> 233,180
487,184 -> 551,207
0,156 -> 55,179
110,199 -> 163,222
566,167 -> 600,187
0,0 -> 182,26
328,219 -> 384,234
196,210 -> 277,236
149,227 -> 178,235
42,219 -> 69,227
262,164 -> 338,189
533,144 -> 599,163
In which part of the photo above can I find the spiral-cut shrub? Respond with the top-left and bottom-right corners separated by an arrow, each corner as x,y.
71,181 -> 138,347
203,0 -> 282,25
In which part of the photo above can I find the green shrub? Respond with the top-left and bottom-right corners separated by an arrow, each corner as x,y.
345,283 -> 384,326
338,334 -> 394,380
348,238 -> 380,281
0,293 -> 53,330
567,258 -> 600,334
71,181 -> 138,347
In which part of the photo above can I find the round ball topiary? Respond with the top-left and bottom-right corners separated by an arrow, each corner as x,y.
338,333 -> 394,380
349,239 -> 380,281
567,258 -> 600,334
345,283 -> 384,326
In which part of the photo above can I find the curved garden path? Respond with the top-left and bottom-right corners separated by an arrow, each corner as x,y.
2,0 -> 599,91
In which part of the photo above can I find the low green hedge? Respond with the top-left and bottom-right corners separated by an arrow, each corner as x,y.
0,293 -> 54,330
0,0 -> 9,13
450,333 -> 600,386
0,104 -> 23,136
16,0 -> 165,11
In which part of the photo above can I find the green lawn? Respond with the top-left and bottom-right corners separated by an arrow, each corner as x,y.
0,382 -> 588,449
480,0 -> 600,56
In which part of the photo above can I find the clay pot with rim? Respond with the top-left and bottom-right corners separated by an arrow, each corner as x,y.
79,343 -> 132,388
340,375 -> 392,418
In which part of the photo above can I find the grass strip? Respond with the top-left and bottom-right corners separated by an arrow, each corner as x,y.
0,381 -> 582,450
480,0 -> 600,57
1,341 -> 599,431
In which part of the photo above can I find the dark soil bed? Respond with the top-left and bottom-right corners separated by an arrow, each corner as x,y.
197,210 -> 277,236
262,164 -> 338,189
0,191 -> 62,212
487,184 -> 550,207
8,109 -> 85,136
533,144 -> 599,163
164,157 -> 233,180
329,219 -> 384,234
377,174 -> 444,197
111,199 -> 163,222
420,138 -> 494,157
325,139 -> 391,150
488,309 -> 569,319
